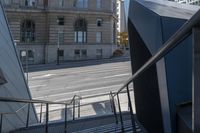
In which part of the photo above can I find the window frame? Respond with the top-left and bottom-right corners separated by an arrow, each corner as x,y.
21,20 -> 35,42
57,16 -> 65,25
96,0 -> 102,9
96,32 -> 102,43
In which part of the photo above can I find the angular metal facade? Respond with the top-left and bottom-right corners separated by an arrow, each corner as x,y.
128,0 -> 199,133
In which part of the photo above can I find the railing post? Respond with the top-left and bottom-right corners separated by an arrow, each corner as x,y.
0,114 -> 3,133
109,93 -> 114,113
26,103 -> 30,128
64,104 -> 67,133
40,103 -> 43,123
73,100 -> 75,120
111,92 -> 118,124
117,93 -> 124,132
127,85 -> 137,132
192,27 -> 200,133
45,103 -> 49,133
78,99 -> 80,118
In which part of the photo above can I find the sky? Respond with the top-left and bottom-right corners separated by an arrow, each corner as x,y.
124,0 -> 130,22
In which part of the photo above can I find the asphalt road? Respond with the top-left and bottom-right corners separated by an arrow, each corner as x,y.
28,58 -> 132,102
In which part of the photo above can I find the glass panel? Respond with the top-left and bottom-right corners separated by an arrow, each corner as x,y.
84,0 -> 88,8
84,31 -> 86,43
96,32 -> 102,43
81,49 -> 87,57
97,0 -> 101,8
78,31 -> 83,43
74,32 -> 77,42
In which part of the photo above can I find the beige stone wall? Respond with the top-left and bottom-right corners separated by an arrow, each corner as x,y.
47,12 -> 114,45
3,0 -> 118,64
6,11 -> 47,44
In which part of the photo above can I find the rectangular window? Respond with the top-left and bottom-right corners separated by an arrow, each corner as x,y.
96,0 -> 101,9
96,32 -> 102,43
97,18 -> 103,27
20,50 -> 34,64
25,0 -> 37,7
74,49 -> 80,58
96,49 -> 102,59
81,49 -> 87,58
76,0 -> 88,8
78,31 -> 83,43
75,31 -> 87,43
59,50 -> 64,57
59,0 -> 64,7
57,17 -> 65,25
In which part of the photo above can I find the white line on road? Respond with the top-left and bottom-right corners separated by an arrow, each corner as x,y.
102,73 -> 130,79
34,84 -> 123,99
31,74 -> 56,79
29,84 -> 47,88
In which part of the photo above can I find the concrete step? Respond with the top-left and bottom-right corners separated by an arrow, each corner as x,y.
11,113 -> 143,133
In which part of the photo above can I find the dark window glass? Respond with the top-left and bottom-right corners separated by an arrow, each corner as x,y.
97,19 -> 103,27
21,20 -> 35,42
59,50 -> 64,57
81,49 -> 87,57
74,18 -> 87,43
57,17 -> 65,25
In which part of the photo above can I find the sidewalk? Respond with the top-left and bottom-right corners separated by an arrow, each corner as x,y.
26,56 -> 130,72
36,89 -> 135,122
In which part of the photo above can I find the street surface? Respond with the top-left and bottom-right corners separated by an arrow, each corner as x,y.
28,58 -> 132,101
27,58 -> 135,122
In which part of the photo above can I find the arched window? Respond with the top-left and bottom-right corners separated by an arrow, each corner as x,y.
74,18 -> 87,43
21,20 -> 35,42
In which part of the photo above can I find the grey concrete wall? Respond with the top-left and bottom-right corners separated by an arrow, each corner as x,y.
0,2 -> 37,132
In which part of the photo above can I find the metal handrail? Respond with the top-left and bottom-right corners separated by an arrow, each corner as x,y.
0,103 -> 29,133
113,9 -> 200,97
0,94 -> 81,133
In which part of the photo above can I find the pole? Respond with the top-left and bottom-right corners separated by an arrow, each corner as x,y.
73,100 -> 75,120
117,94 -> 124,132
64,104 -> 67,133
57,32 -> 60,65
127,85 -> 136,132
45,103 -> 49,133
0,114 -> 3,133
111,92 -> 118,124
78,99 -> 80,118
26,49 -> 28,85
26,103 -> 30,128
40,103 -> 43,123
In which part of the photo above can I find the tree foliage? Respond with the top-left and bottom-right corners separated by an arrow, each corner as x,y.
117,32 -> 128,46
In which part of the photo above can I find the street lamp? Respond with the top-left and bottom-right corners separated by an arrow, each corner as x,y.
57,32 -> 60,65
14,40 -> 28,84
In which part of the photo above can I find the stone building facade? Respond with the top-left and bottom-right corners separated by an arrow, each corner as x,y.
1,0 -> 117,64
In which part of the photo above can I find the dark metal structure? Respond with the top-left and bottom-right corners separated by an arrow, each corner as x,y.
127,0 -> 200,133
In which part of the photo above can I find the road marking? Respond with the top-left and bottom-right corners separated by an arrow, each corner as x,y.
31,74 -> 56,79
29,84 -> 47,88
102,73 -> 130,79
34,84 -> 123,99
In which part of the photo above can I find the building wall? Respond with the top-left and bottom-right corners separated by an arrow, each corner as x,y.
2,0 -> 117,64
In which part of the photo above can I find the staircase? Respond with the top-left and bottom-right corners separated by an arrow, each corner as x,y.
72,120 -> 142,133
11,113 -> 144,133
